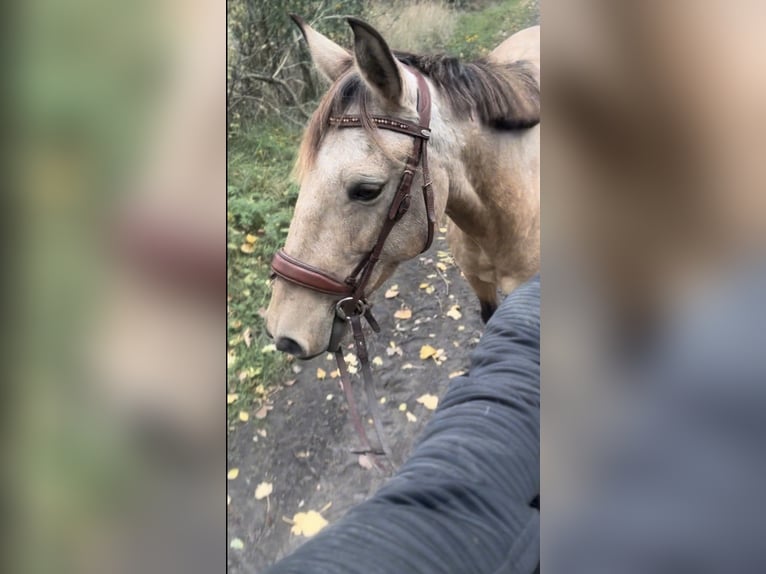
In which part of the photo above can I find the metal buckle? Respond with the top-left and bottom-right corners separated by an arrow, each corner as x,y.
335,297 -> 367,321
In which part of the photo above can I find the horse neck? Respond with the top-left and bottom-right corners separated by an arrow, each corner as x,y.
430,104 -> 506,243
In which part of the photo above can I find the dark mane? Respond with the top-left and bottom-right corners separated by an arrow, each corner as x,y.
295,52 -> 540,180
394,52 -> 539,130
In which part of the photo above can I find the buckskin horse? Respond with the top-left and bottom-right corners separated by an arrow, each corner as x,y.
266,16 -> 540,360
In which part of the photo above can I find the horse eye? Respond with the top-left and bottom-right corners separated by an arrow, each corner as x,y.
348,182 -> 384,202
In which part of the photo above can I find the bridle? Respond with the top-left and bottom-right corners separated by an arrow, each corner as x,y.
270,67 -> 435,470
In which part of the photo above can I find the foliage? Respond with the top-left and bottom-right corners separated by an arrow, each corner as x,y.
446,0 -> 537,58
227,121 -> 301,419
227,0 -> 366,134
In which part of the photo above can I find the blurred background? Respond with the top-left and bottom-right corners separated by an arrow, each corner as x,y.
14,0 -> 223,572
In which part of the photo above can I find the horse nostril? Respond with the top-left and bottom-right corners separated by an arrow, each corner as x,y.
275,337 -> 305,357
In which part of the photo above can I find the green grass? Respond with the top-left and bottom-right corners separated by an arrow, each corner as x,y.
445,0 -> 537,59
227,121 -> 301,422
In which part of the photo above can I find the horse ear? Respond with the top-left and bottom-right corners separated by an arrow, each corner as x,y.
290,14 -> 351,83
347,17 -> 404,105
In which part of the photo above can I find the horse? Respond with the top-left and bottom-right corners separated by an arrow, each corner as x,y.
266,15 -> 540,359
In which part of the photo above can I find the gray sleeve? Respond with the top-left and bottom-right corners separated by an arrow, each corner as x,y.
264,275 -> 540,574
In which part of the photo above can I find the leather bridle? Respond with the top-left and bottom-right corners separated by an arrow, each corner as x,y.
270,68 -> 435,469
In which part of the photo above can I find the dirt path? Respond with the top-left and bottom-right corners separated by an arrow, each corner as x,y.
227,231 -> 486,572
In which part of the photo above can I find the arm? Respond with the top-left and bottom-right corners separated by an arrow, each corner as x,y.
264,276 -> 540,574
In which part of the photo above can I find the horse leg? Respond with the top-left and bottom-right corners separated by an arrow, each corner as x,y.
465,274 -> 499,323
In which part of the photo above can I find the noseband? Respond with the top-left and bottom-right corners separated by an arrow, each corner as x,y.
270,68 -> 435,469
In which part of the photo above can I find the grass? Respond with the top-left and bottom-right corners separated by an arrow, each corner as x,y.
226,0 -> 538,424
445,0 -> 537,59
227,120 -> 301,422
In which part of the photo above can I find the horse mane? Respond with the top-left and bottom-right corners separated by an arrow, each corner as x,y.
295,52 -> 540,181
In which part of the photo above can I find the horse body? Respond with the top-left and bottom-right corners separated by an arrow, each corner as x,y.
266,17 -> 539,357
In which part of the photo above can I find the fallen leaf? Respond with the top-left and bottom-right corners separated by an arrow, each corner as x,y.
347,365 -> 358,374
239,411 -> 249,422
398,403 -> 407,412
446,305 -> 462,320
416,394 -> 439,410
255,405 -> 271,419
393,308 -> 412,320
242,327 -> 253,347
240,243 -> 255,254
290,510 -> 328,537
255,482 -> 273,500
406,412 -> 418,422
386,342 -> 403,357
384,284 -> 399,299
358,454 -> 373,469
343,353 -> 358,367
436,250 -> 450,259
227,393 -> 239,404
457,325 -> 465,332
419,282 -> 430,290
245,234 -> 258,244
419,344 -> 438,360
227,468 -> 239,480
326,394 -> 334,401
261,343 -> 276,353
436,262 -> 447,272
372,356 -> 383,367
227,350 -> 237,368
329,369 -> 340,379
449,370 -> 466,379
379,397 -> 387,404
283,378 -> 296,387
425,285 -> 435,295
230,538 -> 244,550
316,368 -> 326,380
439,226 -> 448,233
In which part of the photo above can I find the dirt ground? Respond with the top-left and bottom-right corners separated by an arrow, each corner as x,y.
227,231 -> 487,572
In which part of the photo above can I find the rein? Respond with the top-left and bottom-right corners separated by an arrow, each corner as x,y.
271,68 -> 435,470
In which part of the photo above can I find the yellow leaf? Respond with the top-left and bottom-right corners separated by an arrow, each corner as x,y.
227,393 -> 239,404
227,468 -> 239,480
329,369 -> 340,379
254,481 -> 273,500
436,250 -> 450,259
446,305 -> 462,320
372,356 -> 383,367
398,403 -> 407,412
419,344 -> 437,360
393,308 -> 412,320
425,285 -> 435,295
419,282 -> 430,289
240,243 -> 255,254
239,411 -> 249,422
379,397 -> 387,404
290,510 -> 328,537
227,350 -> 237,368
436,262 -> 447,272
384,285 -> 399,299
230,538 -> 244,550
261,343 -> 276,353
449,370 -> 466,379
416,394 -> 439,410
243,327 -> 253,347
406,411 -> 418,422
316,368 -> 326,380
245,234 -> 258,244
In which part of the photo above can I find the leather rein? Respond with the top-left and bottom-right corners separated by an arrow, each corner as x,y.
270,68 -> 435,470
